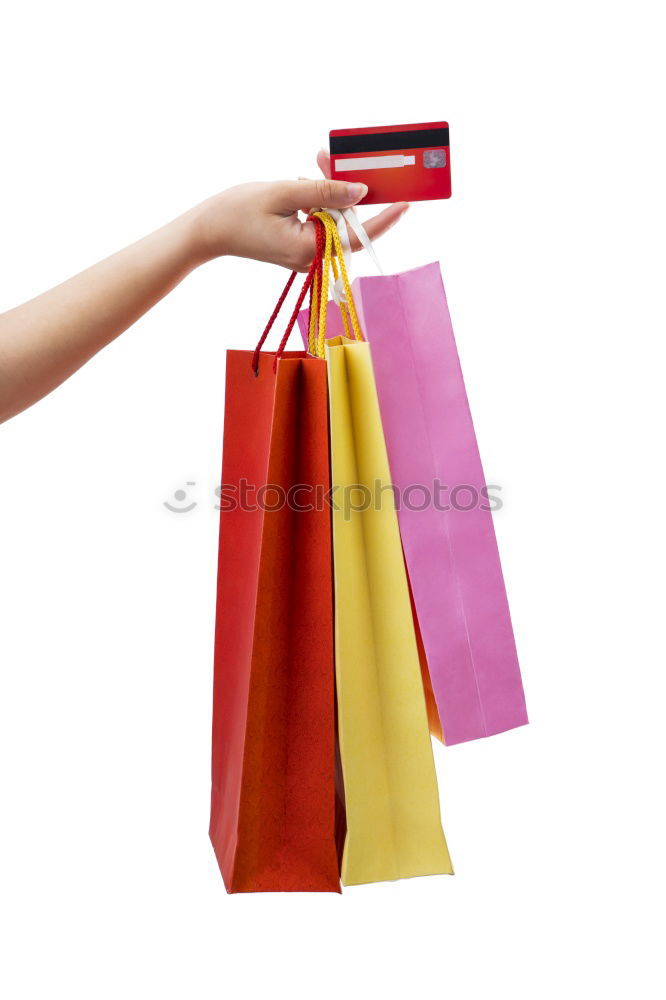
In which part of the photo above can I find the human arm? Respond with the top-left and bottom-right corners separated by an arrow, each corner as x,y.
0,170 -> 407,423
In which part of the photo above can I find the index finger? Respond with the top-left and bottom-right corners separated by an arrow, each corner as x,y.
317,148 -> 332,180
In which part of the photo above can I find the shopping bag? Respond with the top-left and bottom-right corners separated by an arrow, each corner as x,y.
209,336 -> 340,890
298,259 -> 527,746
311,213 -> 452,886
327,337 -> 453,885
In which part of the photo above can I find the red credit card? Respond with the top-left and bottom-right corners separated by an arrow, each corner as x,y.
329,121 -> 451,205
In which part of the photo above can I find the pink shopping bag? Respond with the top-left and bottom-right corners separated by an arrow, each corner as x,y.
298,262 -> 527,745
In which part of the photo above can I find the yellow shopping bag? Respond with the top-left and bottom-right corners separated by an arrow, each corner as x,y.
311,212 -> 452,886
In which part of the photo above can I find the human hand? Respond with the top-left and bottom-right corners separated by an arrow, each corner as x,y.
0,152 -> 411,423
191,152 -> 409,271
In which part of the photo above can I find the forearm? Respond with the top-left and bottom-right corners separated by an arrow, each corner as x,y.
0,206 -> 206,423
0,172 -> 399,425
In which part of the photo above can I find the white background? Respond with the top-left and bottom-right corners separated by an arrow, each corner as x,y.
1,2 -> 664,997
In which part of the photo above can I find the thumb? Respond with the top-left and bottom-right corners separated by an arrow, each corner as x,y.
271,178 -> 368,213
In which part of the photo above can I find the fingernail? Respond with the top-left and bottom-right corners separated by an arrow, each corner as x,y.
347,183 -> 368,202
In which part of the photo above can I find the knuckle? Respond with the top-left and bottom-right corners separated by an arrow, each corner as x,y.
315,179 -> 333,205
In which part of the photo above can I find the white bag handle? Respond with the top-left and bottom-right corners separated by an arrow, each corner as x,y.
320,207 -> 383,306
341,207 -> 384,275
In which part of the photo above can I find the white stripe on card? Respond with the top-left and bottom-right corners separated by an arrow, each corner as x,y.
334,154 -> 416,172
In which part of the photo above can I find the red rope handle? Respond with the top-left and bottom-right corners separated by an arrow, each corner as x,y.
251,215 -> 326,376
272,268 -> 314,373
251,270 -> 297,375
273,217 -> 326,371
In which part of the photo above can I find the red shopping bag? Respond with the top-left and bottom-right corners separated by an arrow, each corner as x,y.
209,335 -> 340,891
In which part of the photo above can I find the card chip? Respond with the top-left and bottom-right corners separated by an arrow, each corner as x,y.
424,149 -> 446,168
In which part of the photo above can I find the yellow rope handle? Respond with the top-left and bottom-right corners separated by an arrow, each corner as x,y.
311,211 -> 364,356
330,254 -> 351,340
317,219 -> 333,358
308,223 -> 347,354
314,211 -> 363,348
308,270 -> 319,355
